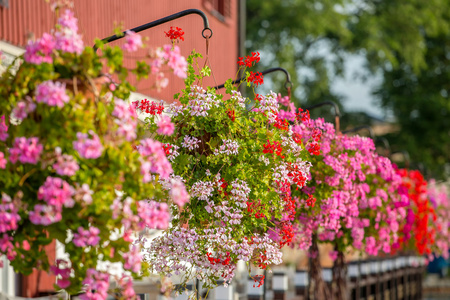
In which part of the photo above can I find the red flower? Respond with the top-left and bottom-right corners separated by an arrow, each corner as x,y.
278,223 -> 294,247
133,99 -> 164,115
226,109 -> 235,121
161,144 -> 172,156
306,194 -> 316,207
296,108 -> 310,123
273,116 -> 289,131
165,26 -> 185,42
218,179 -> 229,196
312,128 -> 322,142
248,71 -> 264,86
262,140 -> 284,158
253,275 -> 265,287
255,94 -> 264,102
237,51 -> 260,67
307,142 -> 321,155
286,163 -> 307,189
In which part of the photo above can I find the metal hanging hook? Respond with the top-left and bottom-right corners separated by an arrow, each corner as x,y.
304,101 -> 341,133
93,9 -> 213,50
202,28 -> 213,39
342,125 -> 375,140
213,67 -> 292,91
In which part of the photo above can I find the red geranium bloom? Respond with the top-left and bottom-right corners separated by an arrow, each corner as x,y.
165,26 -> 185,42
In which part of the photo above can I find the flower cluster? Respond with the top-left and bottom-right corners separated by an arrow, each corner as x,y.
140,50 -> 314,289
427,180 -> 450,259
35,80 -> 71,108
11,96 -> 36,121
9,137 -> 43,164
73,131 -> 104,159
290,117 -> 406,258
214,139 -> 239,155
165,26 -> 185,42
24,9 -> 83,64
237,51 -> 260,67
184,85 -> 221,117
0,7 -> 187,299
144,228 -> 282,287
394,169 -> 437,256
151,44 -> 187,83
122,30 -> 143,52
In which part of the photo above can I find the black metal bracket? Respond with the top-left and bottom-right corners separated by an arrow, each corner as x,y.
342,125 -> 375,140
305,101 -> 341,132
213,67 -> 292,90
93,9 -> 212,50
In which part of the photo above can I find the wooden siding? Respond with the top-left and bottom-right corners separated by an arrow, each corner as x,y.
0,0 -> 239,103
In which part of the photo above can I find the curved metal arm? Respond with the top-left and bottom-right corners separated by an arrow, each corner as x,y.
390,150 -> 410,169
305,101 -> 341,132
342,125 -> 375,140
213,67 -> 292,90
93,9 -> 212,50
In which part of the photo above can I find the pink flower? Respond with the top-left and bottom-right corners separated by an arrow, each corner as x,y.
73,226 -> 101,247
0,115 -> 8,141
365,236 -> 378,256
137,200 -> 170,230
138,138 -> 173,180
50,259 -> 71,289
116,122 -> 137,141
11,97 -> 36,121
22,240 -> 30,251
35,80 -> 70,107
55,31 -> 84,54
0,234 -> 16,261
58,9 -> 78,32
80,269 -> 109,300
37,176 -> 75,208
113,99 -> 138,142
29,204 -> 62,225
53,147 -> 79,176
118,275 -> 136,299
24,33 -> 55,64
74,183 -> 94,205
123,245 -> 142,273
329,250 -> 338,261
9,137 -> 43,164
0,152 -> 6,169
181,135 -> 200,150
112,99 -> 137,120
155,72 -> 169,91
53,10 -> 84,54
169,178 -> 190,207
73,130 -> 104,159
122,30 -> 143,52
157,115 -> 174,135
164,45 -> 187,78
152,45 -> 187,79
0,193 -> 21,233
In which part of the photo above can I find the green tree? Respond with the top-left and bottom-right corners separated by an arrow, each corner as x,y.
375,34 -> 450,178
246,0 -> 450,178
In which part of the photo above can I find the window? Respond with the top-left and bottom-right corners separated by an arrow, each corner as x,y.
203,0 -> 231,22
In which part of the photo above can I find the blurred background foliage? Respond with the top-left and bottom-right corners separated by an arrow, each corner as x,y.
246,0 -> 450,179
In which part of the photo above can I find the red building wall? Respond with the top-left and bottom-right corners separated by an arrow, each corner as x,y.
0,0 -> 239,103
